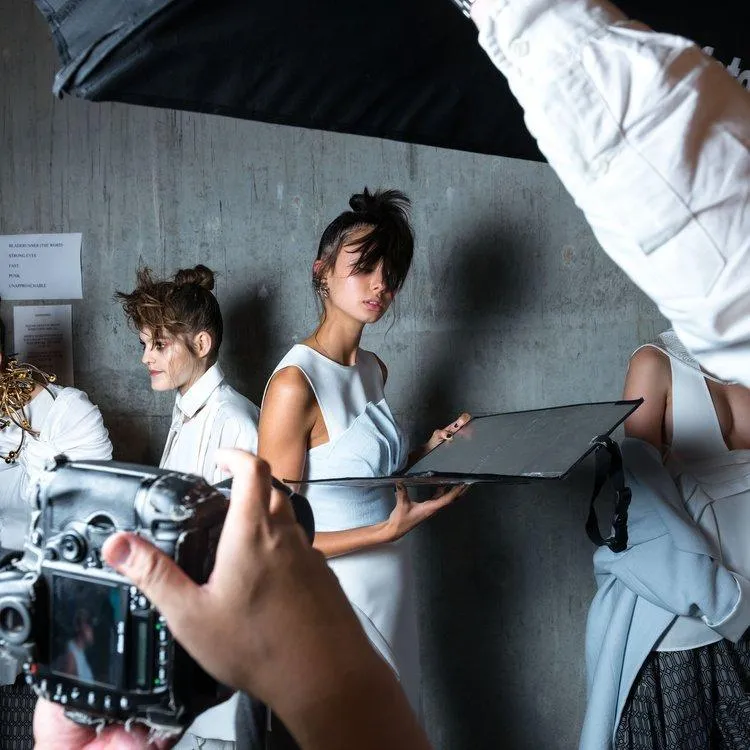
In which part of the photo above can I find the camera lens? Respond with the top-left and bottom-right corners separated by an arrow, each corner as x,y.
60,532 -> 86,563
1,608 -> 24,634
0,598 -> 31,644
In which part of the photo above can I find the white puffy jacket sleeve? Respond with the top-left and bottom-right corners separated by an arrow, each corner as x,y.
469,0 -> 750,384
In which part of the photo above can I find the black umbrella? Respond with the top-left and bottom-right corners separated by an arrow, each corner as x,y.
32,0 -> 747,162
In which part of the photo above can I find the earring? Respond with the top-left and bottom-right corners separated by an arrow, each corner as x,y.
313,277 -> 329,299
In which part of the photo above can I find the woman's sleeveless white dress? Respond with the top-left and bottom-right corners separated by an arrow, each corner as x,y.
266,344 -> 421,713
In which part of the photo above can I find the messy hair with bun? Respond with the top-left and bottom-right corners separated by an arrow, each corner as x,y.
314,188 -> 414,296
115,264 -> 223,364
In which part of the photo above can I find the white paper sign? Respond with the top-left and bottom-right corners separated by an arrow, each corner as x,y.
1,233 -> 83,300
13,305 -> 74,387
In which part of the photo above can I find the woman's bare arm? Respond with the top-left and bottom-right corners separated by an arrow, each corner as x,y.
259,368 -> 395,557
622,346 -> 671,455
259,368 -> 466,558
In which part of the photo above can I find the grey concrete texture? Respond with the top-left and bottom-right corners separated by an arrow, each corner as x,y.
1,2 -> 668,747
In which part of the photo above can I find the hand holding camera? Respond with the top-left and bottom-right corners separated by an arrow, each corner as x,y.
22,450 -> 429,750
99,449 -> 366,708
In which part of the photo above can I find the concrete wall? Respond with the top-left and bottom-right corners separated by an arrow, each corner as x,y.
0,2 -> 667,747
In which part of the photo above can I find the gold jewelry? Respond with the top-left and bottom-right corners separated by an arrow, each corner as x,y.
0,359 -> 57,464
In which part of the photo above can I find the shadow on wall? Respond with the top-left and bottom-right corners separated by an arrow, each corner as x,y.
411,223 -> 537,433
416,468 -> 595,750
220,286 -> 276,410
105,414 -> 168,465
408,228 -> 596,749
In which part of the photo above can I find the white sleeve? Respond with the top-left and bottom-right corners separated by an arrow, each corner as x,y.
31,388 -> 113,470
203,410 -> 259,485
470,0 -> 750,384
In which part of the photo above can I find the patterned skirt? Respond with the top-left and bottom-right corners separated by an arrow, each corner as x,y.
615,636 -> 750,750
0,678 -> 35,750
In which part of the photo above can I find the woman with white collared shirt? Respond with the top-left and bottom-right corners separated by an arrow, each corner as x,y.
160,354 -> 259,484
116,264 -> 259,750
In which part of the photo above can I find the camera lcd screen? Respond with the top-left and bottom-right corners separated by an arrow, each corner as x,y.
136,620 -> 148,688
50,574 -> 126,689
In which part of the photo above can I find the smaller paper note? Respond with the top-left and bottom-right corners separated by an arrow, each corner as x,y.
13,305 -> 74,386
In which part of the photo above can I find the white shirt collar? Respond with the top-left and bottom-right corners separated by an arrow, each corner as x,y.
174,363 -> 225,419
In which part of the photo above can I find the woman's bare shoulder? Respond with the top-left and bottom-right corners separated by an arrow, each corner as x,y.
626,346 -> 671,387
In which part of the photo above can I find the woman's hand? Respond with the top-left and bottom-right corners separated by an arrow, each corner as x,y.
383,482 -> 467,542
424,412 -> 472,453
407,412 -> 472,468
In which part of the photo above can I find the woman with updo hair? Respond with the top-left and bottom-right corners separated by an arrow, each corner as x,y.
117,264 -> 259,749
117,264 -> 259,484
253,188 -> 469,746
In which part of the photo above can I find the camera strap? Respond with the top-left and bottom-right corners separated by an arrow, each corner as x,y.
585,435 -> 631,553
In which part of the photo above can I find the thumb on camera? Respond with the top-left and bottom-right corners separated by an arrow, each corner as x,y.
102,532 -> 200,636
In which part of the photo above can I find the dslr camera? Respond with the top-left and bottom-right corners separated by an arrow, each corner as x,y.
0,455 -> 312,735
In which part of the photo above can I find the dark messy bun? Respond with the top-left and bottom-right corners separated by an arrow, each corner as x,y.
315,187 -> 414,296
173,264 -> 215,291
348,188 -> 410,224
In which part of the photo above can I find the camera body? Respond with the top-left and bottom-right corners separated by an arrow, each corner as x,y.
0,456 -> 230,735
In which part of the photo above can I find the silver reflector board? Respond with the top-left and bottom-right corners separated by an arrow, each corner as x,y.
290,399 -> 642,488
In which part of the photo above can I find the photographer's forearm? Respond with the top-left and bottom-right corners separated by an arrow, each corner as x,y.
100,449 -> 430,750
266,642 -> 431,750
469,0 -> 750,385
